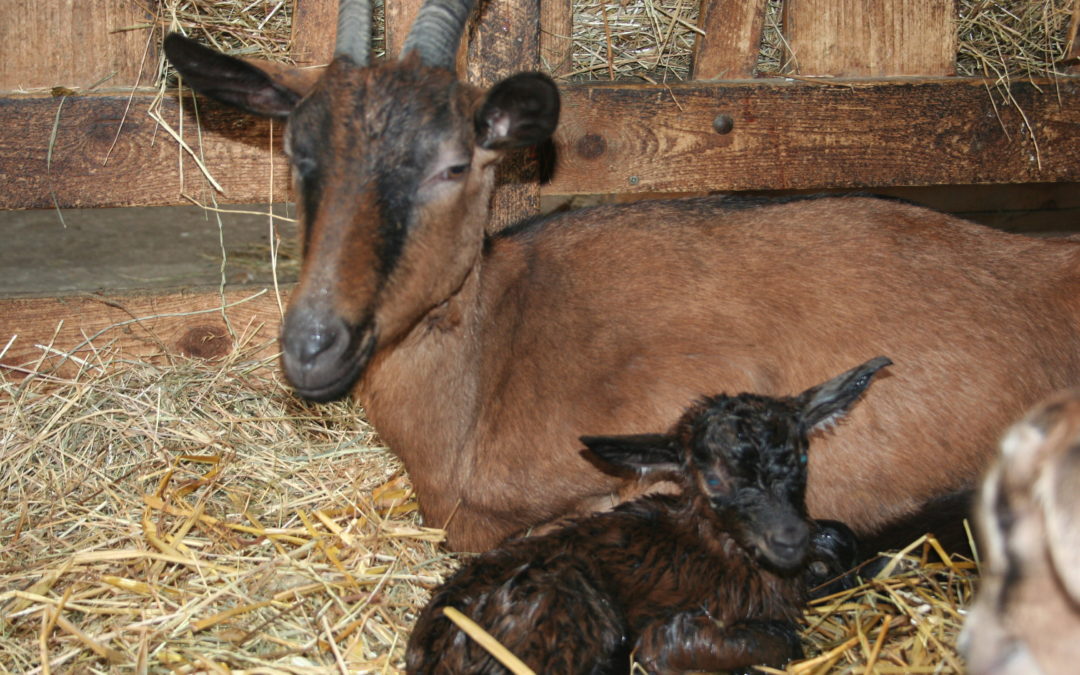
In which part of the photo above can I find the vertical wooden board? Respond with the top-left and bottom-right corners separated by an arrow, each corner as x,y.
385,0 -> 427,60
467,0 -> 542,231
691,0 -> 768,80
783,0 -> 956,77
0,0 -> 155,92
1068,0 -> 1080,72
541,0 -> 574,77
291,0 -> 338,66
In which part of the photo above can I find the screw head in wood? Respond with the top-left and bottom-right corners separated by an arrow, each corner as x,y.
712,114 -> 735,134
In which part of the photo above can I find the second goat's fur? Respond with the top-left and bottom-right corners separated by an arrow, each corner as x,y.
961,388 -> 1080,675
406,356 -> 892,674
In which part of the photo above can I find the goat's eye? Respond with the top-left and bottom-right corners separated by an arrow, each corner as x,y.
705,476 -> 724,490
439,163 -> 470,181
799,454 -> 808,465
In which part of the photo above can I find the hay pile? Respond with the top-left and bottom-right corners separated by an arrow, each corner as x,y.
1,329 -> 976,672
0,336 -> 454,673
155,0 -> 295,62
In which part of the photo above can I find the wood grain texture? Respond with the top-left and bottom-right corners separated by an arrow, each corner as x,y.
467,0 -> 542,231
384,0 -> 426,61
691,0 -> 768,80
3,78 -> 1080,210
783,0 -> 956,77
549,78 -> 1080,193
0,0 -> 157,92
0,92 -> 290,209
0,288 -> 286,378
541,0 -> 574,78
291,0 -> 337,66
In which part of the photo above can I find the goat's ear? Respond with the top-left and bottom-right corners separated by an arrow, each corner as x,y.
164,33 -> 310,118
1041,440 -> 1080,604
798,356 -> 893,432
580,433 -> 681,474
475,72 -> 560,150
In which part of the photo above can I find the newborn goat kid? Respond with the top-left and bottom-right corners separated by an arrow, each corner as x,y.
406,356 -> 892,674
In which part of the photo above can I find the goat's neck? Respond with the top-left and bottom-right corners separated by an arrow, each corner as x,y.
355,240 -> 522,510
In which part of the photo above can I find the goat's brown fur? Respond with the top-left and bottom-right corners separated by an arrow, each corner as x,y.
961,389 -> 1080,675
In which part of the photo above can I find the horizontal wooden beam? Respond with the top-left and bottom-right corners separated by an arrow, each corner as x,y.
550,77 -> 1080,193
2,77 -> 1079,209
0,92 -> 290,210
0,288 -> 286,377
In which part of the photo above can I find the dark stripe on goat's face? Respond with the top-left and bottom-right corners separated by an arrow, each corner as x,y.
287,59 -> 462,298
279,58 -> 479,399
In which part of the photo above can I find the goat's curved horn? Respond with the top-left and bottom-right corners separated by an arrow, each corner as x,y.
400,0 -> 476,68
335,0 -> 372,65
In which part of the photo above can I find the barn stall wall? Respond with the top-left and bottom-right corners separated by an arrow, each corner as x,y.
1,0 -> 1079,372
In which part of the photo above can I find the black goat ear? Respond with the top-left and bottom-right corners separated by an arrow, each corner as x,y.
475,72 -> 560,150
164,33 -> 304,118
580,433 -> 681,473
798,356 -> 893,432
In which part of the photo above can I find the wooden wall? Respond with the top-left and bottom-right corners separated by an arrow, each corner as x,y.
1,0 -> 1079,372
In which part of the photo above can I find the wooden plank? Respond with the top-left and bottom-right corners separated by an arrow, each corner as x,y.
0,92 -> 290,210
691,0 -> 768,80
0,288 -> 286,378
0,0 -> 156,92
1068,0 -> 1080,73
467,0 -> 542,231
549,78 -> 1080,193
783,0 -> 956,77
385,0 -> 426,62
3,77 -> 1080,209
291,0 -> 338,66
541,0 -> 575,78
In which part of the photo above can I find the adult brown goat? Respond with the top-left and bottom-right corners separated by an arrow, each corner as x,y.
163,0 -> 1080,552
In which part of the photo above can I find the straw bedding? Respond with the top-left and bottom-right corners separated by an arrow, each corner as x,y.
1,333 -> 975,672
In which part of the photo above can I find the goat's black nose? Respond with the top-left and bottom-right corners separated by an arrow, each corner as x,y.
280,305 -> 372,402
767,522 -> 810,558
295,323 -> 344,365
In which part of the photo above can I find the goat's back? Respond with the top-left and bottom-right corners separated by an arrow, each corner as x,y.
467,196 -> 1079,539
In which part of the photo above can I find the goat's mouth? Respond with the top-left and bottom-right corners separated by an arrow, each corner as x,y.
750,520 -> 811,574
280,316 -> 377,402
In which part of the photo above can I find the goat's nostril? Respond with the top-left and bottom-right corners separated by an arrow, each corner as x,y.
297,325 -> 342,365
768,523 -> 810,555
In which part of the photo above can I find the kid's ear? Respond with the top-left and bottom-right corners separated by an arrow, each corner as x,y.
475,72 -> 560,150
580,433 -> 681,474
798,356 -> 892,432
164,33 -> 315,117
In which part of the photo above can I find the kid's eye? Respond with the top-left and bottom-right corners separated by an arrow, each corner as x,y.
440,163 -> 470,180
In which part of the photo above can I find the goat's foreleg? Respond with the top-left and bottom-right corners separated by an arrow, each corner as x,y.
633,612 -> 802,674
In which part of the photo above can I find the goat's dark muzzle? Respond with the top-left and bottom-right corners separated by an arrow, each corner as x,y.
280,306 -> 376,402
745,508 -> 812,573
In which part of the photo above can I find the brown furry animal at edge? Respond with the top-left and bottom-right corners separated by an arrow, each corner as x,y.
961,389 -> 1080,675
163,0 -> 1080,553
405,357 -> 891,675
